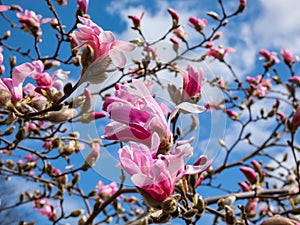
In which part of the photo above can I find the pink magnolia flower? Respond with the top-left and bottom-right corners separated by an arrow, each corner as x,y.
103,79 -> 206,148
128,11 -> 144,29
118,137 -> 211,202
27,60 -> 64,89
280,49 -> 294,66
103,79 -> 172,148
259,49 -> 280,68
16,10 -> 51,36
288,76 -> 300,86
77,0 -> 89,14
206,46 -> 236,62
246,75 -> 271,98
74,16 -> 136,67
96,181 -> 121,198
240,166 -> 257,184
34,199 -> 56,221
0,61 -> 38,102
181,65 -> 203,101
172,26 -> 187,40
189,17 -> 207,33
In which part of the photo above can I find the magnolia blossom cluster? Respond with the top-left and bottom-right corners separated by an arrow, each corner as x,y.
102,79 -> 211,206
0,60 -> 64,107
34,199 -> 56,221
73,16 -> 135,68
259,49 -> 280,68
246,75 -> 272,98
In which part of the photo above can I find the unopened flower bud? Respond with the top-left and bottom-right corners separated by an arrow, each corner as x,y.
240,166 -> 257,184
80,88 -> 92,114
81,111 -> 106,123
281,49 -> 294,66
46,107 -> 78,123
4,126 -> 15,136
69,132 -> 80,138
161,196 -> 178,213
50,19 -> 59,29
10,5 -> 22,12
82,140 -> 101,170
0,89 -> 12,108
3,30 -> 11,39
78,215 -> 87,225
288,76 -> 300,86
6,159 -> 15,169
182,208 -> 198,219
56,0 -> 68,6
170,37 -> 180,52
261,216 -> 296,225
194,195 -> 206,216
128,12 -> 144,30
292,105 -> 300,129
238,181 -> 251,192
81,45 -> 94,71
207,11 -> 220,21
150,211 -> 171,224
236,0 -> 247,13
251,160 -> 263,179
167,8 -> 179,27
213,31 -> 222,40
225,109 -> 238,120
16,127 -> 27,141
224,205 -> 237,225
69,209 -> 84,217
9,56 -> 16,68
52,137 -> 61,148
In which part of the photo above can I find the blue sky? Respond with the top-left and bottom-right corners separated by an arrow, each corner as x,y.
1,0 -> 300,224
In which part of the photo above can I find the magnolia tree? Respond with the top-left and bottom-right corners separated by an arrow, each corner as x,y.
0,0 -> 299,225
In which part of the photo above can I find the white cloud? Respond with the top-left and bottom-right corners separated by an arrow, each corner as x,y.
254,0 -> 300,51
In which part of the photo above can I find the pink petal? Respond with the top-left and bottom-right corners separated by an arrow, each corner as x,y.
41,18 -> 52,24
0,79 -> 9,91
131,173 -> 153,187
109,48 -> 126,67
0,5 -> 10,12
100,31 -> 115,43
112,40 -> 136,52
